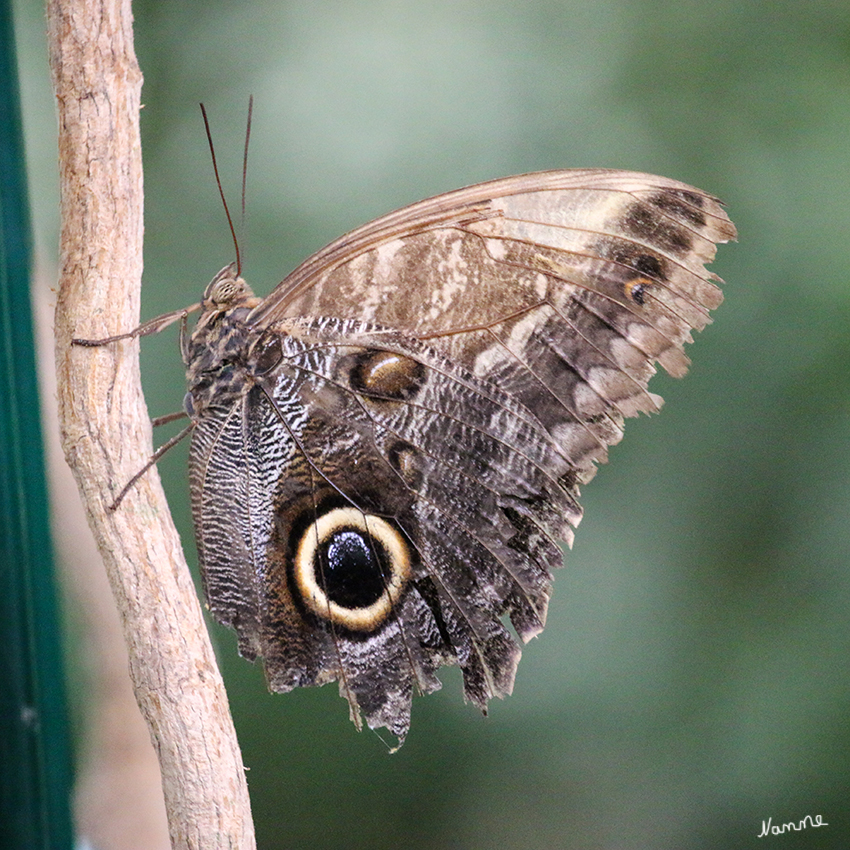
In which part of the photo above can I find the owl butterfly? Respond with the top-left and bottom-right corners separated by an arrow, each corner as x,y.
81,168 -> 735,744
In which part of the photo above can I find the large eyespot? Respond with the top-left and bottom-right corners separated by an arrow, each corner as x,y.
293,508 -> 411,631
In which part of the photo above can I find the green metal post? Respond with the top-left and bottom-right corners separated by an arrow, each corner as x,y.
0,2 -> 75,847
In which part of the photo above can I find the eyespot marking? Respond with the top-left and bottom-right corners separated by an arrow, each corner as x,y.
349,350 -> 426,400
293,507 -> 410,631
624,277 -> 651,305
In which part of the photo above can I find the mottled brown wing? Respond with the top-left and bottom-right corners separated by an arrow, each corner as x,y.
192,169 -> 734,742
189,318 -> 578,740
250,169 -> 736,487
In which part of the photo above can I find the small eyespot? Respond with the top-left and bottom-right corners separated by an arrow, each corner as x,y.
624,277 -> 651,305
349,350 -> 426,400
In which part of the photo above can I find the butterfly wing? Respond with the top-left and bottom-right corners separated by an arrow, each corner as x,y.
252,169 -> 735,484
191,170 -> 735,741
190,319 -> 575,739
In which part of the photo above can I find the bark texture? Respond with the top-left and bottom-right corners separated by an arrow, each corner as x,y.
47,1 -> 256,846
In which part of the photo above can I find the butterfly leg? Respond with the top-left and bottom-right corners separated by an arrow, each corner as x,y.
107,422 -> 196,512
72,302 -> 201,347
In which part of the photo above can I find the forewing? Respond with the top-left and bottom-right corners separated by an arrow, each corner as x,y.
250,169 -> 736,483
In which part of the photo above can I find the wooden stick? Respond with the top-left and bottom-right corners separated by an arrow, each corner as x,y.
46,1 -> 256,847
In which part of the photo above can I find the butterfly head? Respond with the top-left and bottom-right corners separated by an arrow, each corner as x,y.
202,263 -> 258,312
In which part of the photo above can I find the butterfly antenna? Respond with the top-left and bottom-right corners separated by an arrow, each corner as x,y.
200,102 -> 242,276
240,94 -> 253,267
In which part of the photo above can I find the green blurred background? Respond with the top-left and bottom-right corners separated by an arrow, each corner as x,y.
14,1 -> 850,848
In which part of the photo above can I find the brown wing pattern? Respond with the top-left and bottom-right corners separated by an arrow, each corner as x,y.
188,170 -> 734,742
252,169 -> 735,485
189,317 -> 581,740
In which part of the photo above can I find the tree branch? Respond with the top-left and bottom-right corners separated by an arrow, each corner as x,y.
46,1 -> 255,846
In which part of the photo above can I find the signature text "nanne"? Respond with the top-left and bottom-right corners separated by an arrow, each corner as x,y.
758,814 -> 828,837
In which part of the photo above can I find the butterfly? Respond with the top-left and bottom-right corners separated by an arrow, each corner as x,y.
80,168 -> 735,744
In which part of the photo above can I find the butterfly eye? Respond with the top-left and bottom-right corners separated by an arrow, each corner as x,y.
292,507 -> 411,631
210,277 -> 249,307
202,264 -> 255,309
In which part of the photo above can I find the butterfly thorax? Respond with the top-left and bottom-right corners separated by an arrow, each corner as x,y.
184,265 -> 264,416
